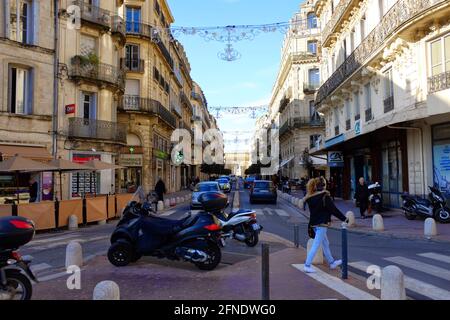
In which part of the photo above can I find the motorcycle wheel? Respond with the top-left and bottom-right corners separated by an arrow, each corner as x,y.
245,229 -> 259,247
1,270 -> 32,300
108,241 -> 133,267
435,208 -> 450,224
192,241 -> 221,271
404,210 -> 416,220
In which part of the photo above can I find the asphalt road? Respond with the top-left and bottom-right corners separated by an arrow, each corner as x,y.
238,186 -> 450,299
19,186 -> 450,299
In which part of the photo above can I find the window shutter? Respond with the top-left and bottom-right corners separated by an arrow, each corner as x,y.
32,0 -> 39,45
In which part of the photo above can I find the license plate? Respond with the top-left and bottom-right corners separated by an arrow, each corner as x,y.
260,190 -> 269,193
252,223 -> 261,231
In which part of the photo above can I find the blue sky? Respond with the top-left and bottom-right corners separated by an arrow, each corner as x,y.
168,0 -> 304,151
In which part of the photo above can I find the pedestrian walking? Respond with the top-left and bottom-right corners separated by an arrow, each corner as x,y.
302,177 -> 348,273
354,177 -> 369,219
155,177 -> 166,202
28,177 -> 38,203
328,176 -> 336,201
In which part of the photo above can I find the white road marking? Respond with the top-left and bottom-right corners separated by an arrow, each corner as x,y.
384,256 -> 450,281
30,263 -> 52,273
254,209 -> 264,216
27,234 -> 81,246
274,209 -> 289,217
418,252 -> 450,264
292,264 -> 378,300
349,260 -> 450,300
31,235 -> 109,250
158,210 -> 176,217
38,270 -> 69,282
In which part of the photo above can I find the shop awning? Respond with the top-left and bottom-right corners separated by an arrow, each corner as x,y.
0,145 -> 53,161
280,156 -> 295,168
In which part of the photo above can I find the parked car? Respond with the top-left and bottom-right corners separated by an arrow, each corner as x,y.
216,178 -> 232,193
244,176 -> 256,189
191,182 -> 223,210
250,180 -> 277,204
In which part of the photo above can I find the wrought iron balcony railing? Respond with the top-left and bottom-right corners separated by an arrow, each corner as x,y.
303,82 -> 320,94
180,92 -> 193,110
121,58 -> 145,73
383,96 -> 394,113
73,0 -> 111,28
70,58 -> 125,90
119,95 -> 176,128
68,118 -> 127,144
111,15 -> 126,38
321,0 -> 354,46
316,0 -> 448,106
279,98 -> 290,114
279,117 -> 325,138
428,71 -> 450,94
365,108 -> 373,122
191,91 -> 203,102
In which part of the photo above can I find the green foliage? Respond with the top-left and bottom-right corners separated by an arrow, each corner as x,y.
71,52 -> 100,66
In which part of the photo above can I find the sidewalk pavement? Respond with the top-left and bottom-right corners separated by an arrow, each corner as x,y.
32,232 -> 358,300
286,190 -> 450,243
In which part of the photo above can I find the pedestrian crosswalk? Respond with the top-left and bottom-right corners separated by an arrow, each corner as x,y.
293,251 -> 450,300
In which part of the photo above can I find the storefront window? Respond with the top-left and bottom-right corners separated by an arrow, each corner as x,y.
71,154 -> 101,197
433,123 -> 450,197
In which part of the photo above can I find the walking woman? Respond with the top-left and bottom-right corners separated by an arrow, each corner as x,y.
303,177 -> 348,273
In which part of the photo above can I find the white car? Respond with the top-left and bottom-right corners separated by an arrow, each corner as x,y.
190,182 -> 222,210
216,178 -> 232,193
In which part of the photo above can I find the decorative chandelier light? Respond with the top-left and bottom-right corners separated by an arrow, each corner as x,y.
208,105 -> 268,119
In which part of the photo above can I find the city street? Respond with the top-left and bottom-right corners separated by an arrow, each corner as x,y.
17,185 -> 450,300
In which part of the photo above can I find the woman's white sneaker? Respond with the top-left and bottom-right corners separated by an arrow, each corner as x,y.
330,260 -> 342,270
304,265 -> 316,273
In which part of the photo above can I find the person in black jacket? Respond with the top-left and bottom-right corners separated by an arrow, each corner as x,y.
354,177 -> 369,219
155,177 -> 166,202
302,177 -> 348,273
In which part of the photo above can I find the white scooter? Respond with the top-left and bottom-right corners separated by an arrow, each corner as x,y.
215,209 -> 262,247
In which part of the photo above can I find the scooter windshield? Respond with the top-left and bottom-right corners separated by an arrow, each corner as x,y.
129,186 -> 147,205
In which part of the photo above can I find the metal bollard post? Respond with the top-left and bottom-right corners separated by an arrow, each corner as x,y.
261,244 -> 270,300
341,224 -> 348,279
294,225 -> 299,248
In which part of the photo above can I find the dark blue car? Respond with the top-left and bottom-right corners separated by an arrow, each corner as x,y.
249,180 -> 277,204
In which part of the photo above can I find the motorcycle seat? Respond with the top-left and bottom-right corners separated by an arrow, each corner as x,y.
140,215 -> 193,235
227,209 -> 254,220
415,198 -> 431,206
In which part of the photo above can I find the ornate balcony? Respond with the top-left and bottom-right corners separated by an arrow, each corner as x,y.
68,118 -> 127,144
119,95 -> 176,128
111,15 -> 126,42
191,91 -> 203,102
70,58 -> 125,91
321,0 -> 357,47
180,92 -> 193,111
121,58 -> 145,73
316,0 -> 449,106
279,117 -> 325,138
303,82 -> 320,94
73,1 -> 111,30
428,71 -> 450,93
279,98 -> 290,114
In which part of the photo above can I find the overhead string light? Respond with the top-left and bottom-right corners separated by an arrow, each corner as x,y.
208,105 -> 269,119
147,18 -> 320,61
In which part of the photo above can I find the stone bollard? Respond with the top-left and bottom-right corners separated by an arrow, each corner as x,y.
424,218 -> 438,239
97,220 -> 106,226
372,214 -> 384,231
157,201 -> 164,212
164,199 -> 170,208
170,198 -> 176,206
65,241 -> 82,269
346,211 -> 356,228
68,215 -> 78,231
176,197 -> 181,204
306,238 -> 323,265
381,265 -> 406,300
185,195 -> 190,202
93,281 -> 120,300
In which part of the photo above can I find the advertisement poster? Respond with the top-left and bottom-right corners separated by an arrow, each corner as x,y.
433,143 -> 450,196
41,172 -> 53,201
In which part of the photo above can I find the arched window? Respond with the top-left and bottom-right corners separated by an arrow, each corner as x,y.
307,12 -> 317,29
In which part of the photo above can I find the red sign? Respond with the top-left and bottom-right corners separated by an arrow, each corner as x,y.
65,104 -> 76,114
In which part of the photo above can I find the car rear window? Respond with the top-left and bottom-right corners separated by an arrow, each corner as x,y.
196,184 -> 219,192
254,182 -> 271,189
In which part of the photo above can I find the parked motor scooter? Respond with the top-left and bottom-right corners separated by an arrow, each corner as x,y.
401,186 -> 450,223
215,209 -> 263,247
368,182 -> 383,213
0,216 -> 38,300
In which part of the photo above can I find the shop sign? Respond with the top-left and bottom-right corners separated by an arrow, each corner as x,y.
65,104 -> 76,114
328,151 -> 344,167
154,150 -> 169,160
119,154 -> 143,167
355,120 -> 361,135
